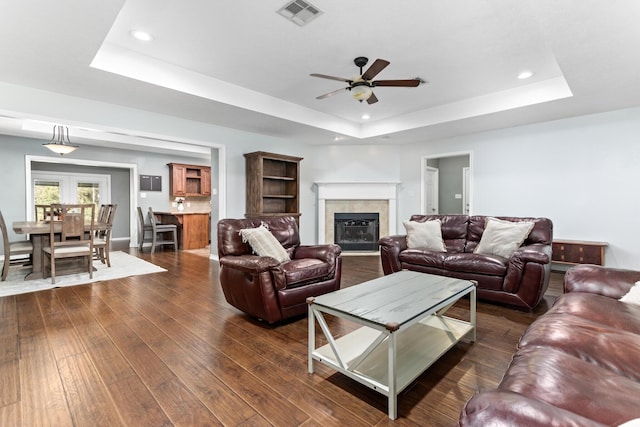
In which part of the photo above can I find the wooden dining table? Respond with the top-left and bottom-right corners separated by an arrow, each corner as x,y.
13,220 -> 110,280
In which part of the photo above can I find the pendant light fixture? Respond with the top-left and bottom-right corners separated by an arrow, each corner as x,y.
42,125 -> 78,155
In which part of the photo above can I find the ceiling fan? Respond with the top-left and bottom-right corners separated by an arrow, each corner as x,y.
310,57 -> 423,104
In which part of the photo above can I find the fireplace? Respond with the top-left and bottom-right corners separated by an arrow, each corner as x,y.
334,213 -> 380,251
315,182 -> 399,248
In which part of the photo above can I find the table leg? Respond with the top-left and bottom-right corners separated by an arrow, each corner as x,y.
308,303 -> 315,374
470,286 -> 477,342
388,331 -> 397,420
24,234 -> 45,280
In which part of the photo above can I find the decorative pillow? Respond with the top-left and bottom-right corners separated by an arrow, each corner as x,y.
239,224 -> 290,263
403,219 -> 446,252
618,418 -> 640,427
619,281 -> 640,306
474,217 -> 534,258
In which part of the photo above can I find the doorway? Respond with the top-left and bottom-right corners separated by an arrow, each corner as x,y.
421,152 -> 472,215
32,171 -> 111,216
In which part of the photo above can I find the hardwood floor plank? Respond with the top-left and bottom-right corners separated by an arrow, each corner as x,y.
0,401 -> 20,427
56,352 -> 125,426
53,287 -> 173,427
0,359 -> 20,407
19,329 -> 74,427
74,289 -> 225,427
0,249 -> 565,426
106,286 -> 306,427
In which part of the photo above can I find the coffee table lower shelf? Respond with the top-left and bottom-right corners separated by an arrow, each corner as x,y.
313,315 -> 473,392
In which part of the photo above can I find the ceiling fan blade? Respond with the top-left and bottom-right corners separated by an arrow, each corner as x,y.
316,87 -> 348,99
361,59 -> 390,81
366,92 -> 379,105
373,79 -> 422,87
310,73 -> 352,83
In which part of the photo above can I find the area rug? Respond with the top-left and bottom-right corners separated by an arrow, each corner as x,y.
0,251 -> 167,297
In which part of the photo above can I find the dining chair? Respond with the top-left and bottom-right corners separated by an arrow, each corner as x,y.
1,210 -> 34,281
35,204 -> 53,221
93,204 -> 117,267
148,207 -> 178,254
136,206 -> 154,252
42,204 -> 95,284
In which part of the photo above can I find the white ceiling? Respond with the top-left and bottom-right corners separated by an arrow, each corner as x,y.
1,0 -> 640,147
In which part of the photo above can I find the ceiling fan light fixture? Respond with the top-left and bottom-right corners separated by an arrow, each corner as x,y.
42,125 -> 79,155
351,84 -> 373,102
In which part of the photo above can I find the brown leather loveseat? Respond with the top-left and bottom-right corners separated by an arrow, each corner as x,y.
379,215 -> 553,310
459,264 -> 640,426
217,216 -> 342,323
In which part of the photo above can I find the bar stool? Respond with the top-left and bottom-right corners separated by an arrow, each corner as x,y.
147,207 -> 178,254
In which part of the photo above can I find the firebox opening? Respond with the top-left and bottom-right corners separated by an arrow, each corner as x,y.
334,212 -> 379,252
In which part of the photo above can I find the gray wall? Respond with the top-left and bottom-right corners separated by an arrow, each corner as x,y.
437,155 -> 469,214
0,133 -> 214,253
32,161 -> 131,239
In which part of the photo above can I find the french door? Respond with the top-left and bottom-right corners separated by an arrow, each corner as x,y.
31,171 -> 111,220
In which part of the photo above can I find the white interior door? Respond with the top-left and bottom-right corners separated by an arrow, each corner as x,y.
425,166 -> 439,215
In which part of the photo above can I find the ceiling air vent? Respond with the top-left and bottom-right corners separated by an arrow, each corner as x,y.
277,0 -> 323,26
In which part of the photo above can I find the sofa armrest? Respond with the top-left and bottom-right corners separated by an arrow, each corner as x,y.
294,244 -> 342,264
564,265 -> 640,298
219,254 -> 281,275
460,389 -> 605,427
511,243 -> 551,264
378,235 -> 407,275
501,244 -> 552,308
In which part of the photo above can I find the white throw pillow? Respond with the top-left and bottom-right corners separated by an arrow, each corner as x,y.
474,217 -> 534,258
619,281 -> 640,306
403,220 -> 446,252
239,224 -> 290,263
618,418 -> 640,427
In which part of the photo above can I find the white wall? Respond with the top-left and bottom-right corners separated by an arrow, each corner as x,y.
396,108 -> 640,269
3,81 -> 640,268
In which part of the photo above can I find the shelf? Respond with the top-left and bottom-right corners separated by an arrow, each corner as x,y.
263,175 -> 295,181
245,151 -> 302,221
313,316 -> 474,395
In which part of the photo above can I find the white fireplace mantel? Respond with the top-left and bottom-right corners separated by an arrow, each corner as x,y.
315,182 -> 399,244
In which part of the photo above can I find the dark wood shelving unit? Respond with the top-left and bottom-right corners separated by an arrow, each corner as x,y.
244,151 -> 303,221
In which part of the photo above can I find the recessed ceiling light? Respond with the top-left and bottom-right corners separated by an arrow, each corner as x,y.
131,30 -> 153,42
517,70 -> 534,80
361,114 -> 370,120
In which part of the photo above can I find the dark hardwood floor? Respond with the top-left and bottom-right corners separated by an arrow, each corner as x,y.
0,249 -> 563,426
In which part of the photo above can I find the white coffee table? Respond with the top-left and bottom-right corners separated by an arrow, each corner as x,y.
307,270 -> 476,420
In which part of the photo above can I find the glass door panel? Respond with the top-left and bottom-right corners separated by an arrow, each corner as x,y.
31,172 -> 110,221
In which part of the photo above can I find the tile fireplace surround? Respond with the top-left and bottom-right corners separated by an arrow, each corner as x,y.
315,182 -> 399,247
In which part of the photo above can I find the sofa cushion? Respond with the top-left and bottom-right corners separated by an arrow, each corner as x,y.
443,252 -> 508,276
409,214 -> 468,252
519,313 -> 640,382
399,249 -> 447,269
403,219 -> 446,251
474,217 -> 534,258
499,346 -> 640,425
548,292 -> 640,335
240,224 -> 290,263
281,258 -> 330,287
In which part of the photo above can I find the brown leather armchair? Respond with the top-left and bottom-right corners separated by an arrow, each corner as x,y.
217,216 -> 342,323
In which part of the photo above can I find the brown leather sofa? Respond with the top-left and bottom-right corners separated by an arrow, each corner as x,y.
217,216 -> 342,323
379,215 -> 553,310
459,264 -> 640,426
